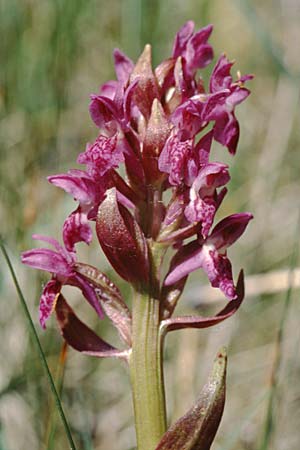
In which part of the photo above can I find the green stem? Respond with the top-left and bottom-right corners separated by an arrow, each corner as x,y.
129,288 -> 167,450
130,186 -> 167,449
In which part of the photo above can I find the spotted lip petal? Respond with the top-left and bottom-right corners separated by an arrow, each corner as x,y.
63,208 -> 92,253
77,134 -> 124,179
184,162 -> 230,236
158,132 -> 196,186
164,243 -> 235,299
39,279 -> 61,329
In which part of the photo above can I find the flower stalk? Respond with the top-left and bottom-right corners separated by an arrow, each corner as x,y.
129,237 -> 167,449
130,288 -> 167,450
21,20 -> 253,450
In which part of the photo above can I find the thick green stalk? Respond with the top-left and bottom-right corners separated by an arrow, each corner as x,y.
129,288 -> 167,450
130,186 -> 167,449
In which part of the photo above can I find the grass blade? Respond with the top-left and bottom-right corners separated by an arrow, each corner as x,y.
45,342 -> 68,450
0,237 -> 78,450
234,0 -> 299,79
259,212 -> 300,450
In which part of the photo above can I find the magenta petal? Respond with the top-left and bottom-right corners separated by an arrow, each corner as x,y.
185,196 -> 216,236
202,90 -> 230,120
195,129 -> 213,165
216,187 -> 227,209
21,248 -> 73,277
165,243 -> 237,300
214,113 -> 239,154
116,190 -> 135,210
210,54 -> 234,93
99,80 -> 119,99
166,212 -> 252,298
63,209 -> 92,252
239,73 -> 254,83
164,244 -> 204,286
184,162 -> 230,234
227,87 -> 250,108
185,24 -> 214,71
189,43 -> 213,70
171,98 -> 204,138
39,279 -> 61,329
32,233 -> 75,265
172,20 -> 195,58
123,79 -> 139,126
89,94 -> 117,130
201,248 -> 236,299
158,223 -> 201,245
158,133 -> 194,186
48,171 -> 97,204
71,274 -> 104,318
113,48 -> 134,84
31,234 -> 64,254
191,162 -> 230,189
77,134 -> 123,179
209,212 -> 253,251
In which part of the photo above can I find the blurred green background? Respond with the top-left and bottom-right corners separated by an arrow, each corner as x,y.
1,0 -> 300,449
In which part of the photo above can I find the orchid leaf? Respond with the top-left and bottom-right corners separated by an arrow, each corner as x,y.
155,348 -> 227,450
55,294 -> 128,360
161,270 -> 244,333
75,262 -> 132,345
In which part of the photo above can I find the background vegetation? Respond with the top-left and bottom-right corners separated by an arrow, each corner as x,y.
1,0 -> 300,449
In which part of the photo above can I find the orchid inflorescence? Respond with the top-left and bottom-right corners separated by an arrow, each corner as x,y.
22,21 -> 253,450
